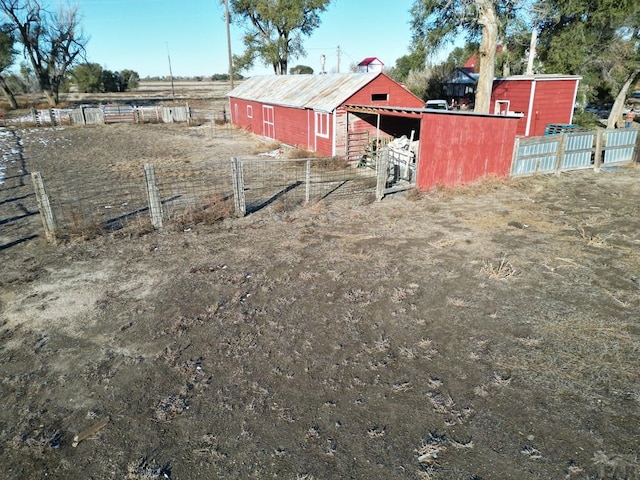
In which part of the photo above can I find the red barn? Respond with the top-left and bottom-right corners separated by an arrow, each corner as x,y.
491,74 -> 581,137
227,72 -> 424,157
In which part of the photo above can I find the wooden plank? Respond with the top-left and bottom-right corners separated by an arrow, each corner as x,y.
231,157 -> 246,216
31,172 -> 57,243
144,164 -> 164,229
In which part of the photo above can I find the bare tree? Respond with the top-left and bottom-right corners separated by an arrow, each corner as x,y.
0,0 -> 87,106
0,22 -> 18,108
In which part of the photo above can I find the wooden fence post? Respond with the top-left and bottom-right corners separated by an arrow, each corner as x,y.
376,149 -> 389,201
231,157 -> 246,216
31,172 -> 57,243
144,164 -> 164,229
510,136 -> 521,176
593,130 -> 604,172
305,158 -> 311,203
555,133 -> 567,176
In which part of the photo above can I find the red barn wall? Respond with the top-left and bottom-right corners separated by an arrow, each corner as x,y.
491,78 -> 578,137
417,113 -> 520,190
229,98 -> 263,134
229,98 -> 335,155
272,105 -> 311,149
528,80 -> 577,136
346,74 -> 424,108
491,80 -> 532,136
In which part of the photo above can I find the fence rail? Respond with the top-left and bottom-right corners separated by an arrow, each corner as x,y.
512,128 -> 639,177
30,156 -> 378,241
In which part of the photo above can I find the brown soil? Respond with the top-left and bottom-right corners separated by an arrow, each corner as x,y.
1,117 -> 640,479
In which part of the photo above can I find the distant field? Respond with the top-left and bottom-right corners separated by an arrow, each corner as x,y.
1,80 -> 238,111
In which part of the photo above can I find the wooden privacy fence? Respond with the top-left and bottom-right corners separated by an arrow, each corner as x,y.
3,104 -> 193,127
511,128 -> 639,177
30,156 -> 379,242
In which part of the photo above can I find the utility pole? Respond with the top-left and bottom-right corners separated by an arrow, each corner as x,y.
166,42 -> 175,101
337,45 -> 341,73
224,0 -> 234,88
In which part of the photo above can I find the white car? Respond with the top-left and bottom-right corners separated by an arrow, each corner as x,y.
425,99 -> 449,110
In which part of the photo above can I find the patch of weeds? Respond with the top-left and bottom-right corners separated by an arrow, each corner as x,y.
126,456 -> 172,480
577,226 -> 612,247
154,392 -> 190,421
111,216 -> 155,238
286,147 -> 314,159
482,254 -> 516,279
170,194 -> 235,229
416,432 -> 447,470
406,188 -> 423,201
315,156 -> 349,171
65,209 -> 105,241
252,140 -> 281,155
11,429 -> 63,456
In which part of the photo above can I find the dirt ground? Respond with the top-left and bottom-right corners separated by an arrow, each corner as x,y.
1,116 -> 640,479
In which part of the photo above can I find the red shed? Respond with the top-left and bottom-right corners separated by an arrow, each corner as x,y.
227,72 -> 424,157
343,105 -> 521,191
491,74 -> 581,137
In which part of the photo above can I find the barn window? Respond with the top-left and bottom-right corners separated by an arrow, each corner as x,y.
494,100 -> 510,115
247,105 -> 253,118
371,93 -> 388,102
315,111 -> 329,138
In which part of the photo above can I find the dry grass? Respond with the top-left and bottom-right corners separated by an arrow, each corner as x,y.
286,147 -> 315,159
429,175 -> 511,199
314,156 -> 349,171
252,140 -> 281,155
169,194 -> 235,229
482,254 -> 516,279
64,209 -> 105,241
499,314 -> 640,398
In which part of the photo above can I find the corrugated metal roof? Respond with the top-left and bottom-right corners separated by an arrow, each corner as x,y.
227,73 -> 381,113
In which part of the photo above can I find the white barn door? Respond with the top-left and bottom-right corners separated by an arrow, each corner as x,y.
262,105 -> 275,139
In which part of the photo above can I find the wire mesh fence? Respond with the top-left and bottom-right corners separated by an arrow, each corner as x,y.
239,156 -> 378,213
31,155 -> 379,241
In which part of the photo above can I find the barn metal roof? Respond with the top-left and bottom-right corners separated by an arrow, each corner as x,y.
227,73 -> 381,113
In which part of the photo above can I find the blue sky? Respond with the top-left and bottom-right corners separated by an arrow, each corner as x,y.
69,0 -> 422,78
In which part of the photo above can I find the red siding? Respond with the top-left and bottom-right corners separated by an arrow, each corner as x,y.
528,80 -> 577,136
346,74 -> 424,108
416,113 -> 519,190
272,105 -> 311,149
491,78 -> 578,137
229,73 -> 424,156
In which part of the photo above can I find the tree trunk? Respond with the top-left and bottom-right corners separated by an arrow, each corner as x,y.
43,89 -> 56,107
474,0 -> 498,114
0,76 -> 18,109
607,69 -> 640,129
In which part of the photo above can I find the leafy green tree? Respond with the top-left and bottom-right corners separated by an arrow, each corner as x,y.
289,64 -> 313,74
0,0 -> 88,106
71,62 -> 103,93
0,22 -> 17,108
230,0 -> 331,75
388,49 -> 427,83
101,69 -> 118,93
410,0 -> 522,113
535,0 -> 640,128
118,69 -> 139,91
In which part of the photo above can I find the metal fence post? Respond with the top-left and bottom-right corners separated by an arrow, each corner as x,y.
231,157 -> 246,216
305,158 -> 311,203
144,164 -> 164,229
31,172 -> 58,243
